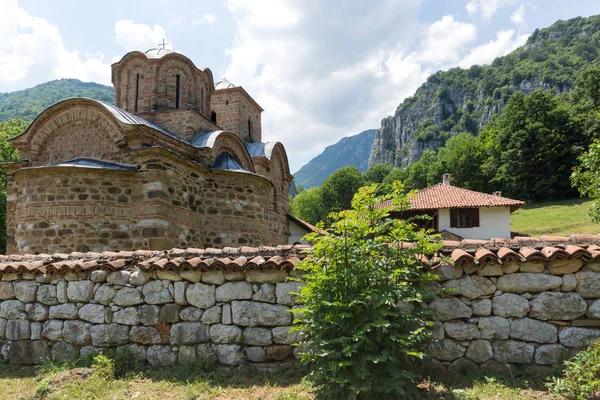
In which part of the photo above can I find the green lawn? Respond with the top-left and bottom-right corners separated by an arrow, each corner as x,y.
510,198 -> 600,237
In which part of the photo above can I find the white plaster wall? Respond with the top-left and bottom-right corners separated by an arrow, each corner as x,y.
438,206 -> 511,239
288,221 -> 310,244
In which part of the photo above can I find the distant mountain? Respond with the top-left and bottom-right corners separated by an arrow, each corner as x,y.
0,79 -> 114,121
370,14 -> 600,168
293,129 -> 376,189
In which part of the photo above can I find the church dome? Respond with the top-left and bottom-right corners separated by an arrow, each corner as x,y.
215,78 -> 236,90
145,48 -> 174,59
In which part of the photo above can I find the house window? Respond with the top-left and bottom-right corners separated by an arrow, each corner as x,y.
450,208 -> 480,228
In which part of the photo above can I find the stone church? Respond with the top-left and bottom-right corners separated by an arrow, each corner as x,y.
3,47 -> 295,254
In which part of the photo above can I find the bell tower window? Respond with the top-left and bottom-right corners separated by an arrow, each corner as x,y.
211,111 -> 217,123
248,119 -> 252,142
134,73 -> 140,112
175,74 -> 181,109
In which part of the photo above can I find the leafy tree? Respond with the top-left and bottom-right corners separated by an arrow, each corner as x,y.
296,183 -> 440,399
436,132 -> 489,191
486,90 -> 578,201
320,166 -> 364,214
404,151 -> 439,191
362,163 -> 392,185
0,118 -> 25,253
379,168 -> 407,195
291,187 -> 326,225
572,139 -> 600,222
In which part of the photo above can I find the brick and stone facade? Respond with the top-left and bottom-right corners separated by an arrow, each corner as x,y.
4,49 -> 293,255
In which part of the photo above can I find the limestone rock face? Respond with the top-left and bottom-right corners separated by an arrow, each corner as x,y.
170,322 -> 209,345
431,339 -> 465,361
559,327 -> 600,347
496,273 -> 562,293
186,283 -> 216,309
493,340 -> 534,363
530,292 -> 587,320
430,298 -> 472,321
466,340 -> 493,363
510,318 -> 557,343
444,276 -> 496,300
535,344 -> 569,365
443,321 -> 480,341
576,271 -> 600,298
492,294 -> 530,317
478,316 -> 510,340
231,301 -> 292,327
215,282 -> 253,302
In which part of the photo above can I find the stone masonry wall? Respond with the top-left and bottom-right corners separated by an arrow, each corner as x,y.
430,256 -> 600,374
0,266 -> 303,366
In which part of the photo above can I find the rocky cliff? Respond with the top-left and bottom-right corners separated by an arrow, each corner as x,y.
369,14 -> 599,168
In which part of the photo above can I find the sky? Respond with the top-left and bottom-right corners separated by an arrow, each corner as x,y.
1,0 -> 600,172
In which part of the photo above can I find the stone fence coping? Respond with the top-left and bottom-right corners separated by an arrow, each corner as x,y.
0,234 -> 600,275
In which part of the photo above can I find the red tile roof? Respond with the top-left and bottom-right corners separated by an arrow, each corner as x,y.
377,183 -> 525,212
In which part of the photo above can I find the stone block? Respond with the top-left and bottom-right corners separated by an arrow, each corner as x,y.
477,262 -> 503,277
210,324 -> 242,344
444,275 -> 496,300
37,285 -> 58,305
231,301 -> 292,327
91,324 -> 130,347
519,261 -> 544,273
9,340 -> 49,365
31,322 -> 42,340
49,304 -> 79,320
276,282 -> 304,306
562,274 -> 577,292
429,298 -> 472,321
443,321 -> 480,341
78,304 -> 105,324
212,344 -> 245,365
177,345 -> 197,364
67,281 -> 94,302
272,326 -> 305,345
138,305 -> 159,325
6,319 -> 30,340
159,304 -> 181,323
576,271 -> 600,298
433,262 -> 463,281
42,320 -> 63,341
142,280 -> 173,304
62,320 -> 92,345
559,327 -> 600,347
252,283 -> 276,303
171,322 -> 209,345
56,281 -> 67,303
129,270 -> 150,286
13,281 -> 38,303
174,281 -> 189,305
0,318 -> 5,339
156,270 -> 182,282
28,303 -> 48,321
107,271 -> 131,286
224,271 -> 245,281
0,282 -> 15,300
472,299 -> 491,316
186,283 -> 216,309
246,269 -> 287,284
180,306 -> 203,322
549,259 -> 583,275
113,287 -> 143,306
180,270 -> 202,283
130,326 -> 167,344
530,292 -> 587,320
478,316 -> 510,340
431,339 -> 465,361
147,345 -> 176,367
588,299 -> 600,319
466,340 -> 493,363
510,318 -> 557,343
535,344 -> 569,365
493,340 -> 534,363
216,282 -> 253,302
94,285 -> 117,305
243,327 -> 273,346
246,346 -> 267,362
201,305 -> 222,324
0,299 -> 25,319
266,345 -> 293,361
492,293 -> 530,317
496,273 -> 562,293
90,270 -> 109,283
202,271 -> 226,285
222,304 -> 232,324
113,307 -> 140,325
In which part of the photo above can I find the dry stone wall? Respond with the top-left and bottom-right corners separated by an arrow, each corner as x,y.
0,266 -> 303,366
430,258 -> 600,374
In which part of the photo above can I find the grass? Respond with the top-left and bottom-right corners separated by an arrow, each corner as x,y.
510,197 -> 599,237
0,356 -> 569,400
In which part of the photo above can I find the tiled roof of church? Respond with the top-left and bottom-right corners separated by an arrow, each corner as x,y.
50,158 -> 138,171
1,235 -> 599,274
376,183 -> 525,212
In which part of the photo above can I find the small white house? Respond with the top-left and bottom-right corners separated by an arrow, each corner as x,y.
287,214 -> 319,244
380,174 -> 525,240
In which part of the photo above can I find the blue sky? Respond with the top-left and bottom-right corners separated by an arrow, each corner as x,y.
2,0 -> 600,171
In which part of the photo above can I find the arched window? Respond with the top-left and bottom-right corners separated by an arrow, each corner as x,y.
211,111 -> 217,123
175,74 -> 181,109
248,119 -> 252,142
134,73 -> 140,112
201,87 -> 205,115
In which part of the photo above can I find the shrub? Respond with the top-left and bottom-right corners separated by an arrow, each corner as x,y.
548,340 -> 600,399
295,183 -> 441,399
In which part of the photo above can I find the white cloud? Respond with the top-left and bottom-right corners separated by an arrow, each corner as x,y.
114,20 -> 171,52
511,4 -> 527,26
193,13 -> 217,25
417,16 -> 477,63
466,0 -> 516,18
459,29 -> 528,67
0,0 -> 110,92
